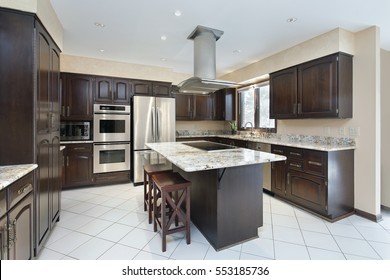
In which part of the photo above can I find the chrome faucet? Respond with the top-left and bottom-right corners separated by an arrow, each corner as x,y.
244,122 -> 254,137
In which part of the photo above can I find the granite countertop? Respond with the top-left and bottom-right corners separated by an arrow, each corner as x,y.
0,164 -> 38,191
146,141 -> 286,172
177,134 -> 356,152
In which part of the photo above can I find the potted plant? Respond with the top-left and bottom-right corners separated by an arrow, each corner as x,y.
229,120 -> 237,135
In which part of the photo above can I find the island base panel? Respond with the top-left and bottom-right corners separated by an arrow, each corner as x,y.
174,164 -> 263,250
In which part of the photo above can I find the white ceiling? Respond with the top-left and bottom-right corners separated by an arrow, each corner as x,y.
50,0 -> 390,77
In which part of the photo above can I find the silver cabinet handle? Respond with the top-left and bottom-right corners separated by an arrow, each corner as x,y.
308,160 -> 322,166
289,163 -> 302,168
289,152 -> 301,156
273,149 -> 283,153
287,173 -> 290,185
66,156 -> 69,167
73,147 -> 86,150
61,106 -> 65,116
66,106 -> 70,117
17,184 -> 32,196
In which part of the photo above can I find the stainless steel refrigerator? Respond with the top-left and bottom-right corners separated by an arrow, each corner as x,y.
133,96 -> 176,185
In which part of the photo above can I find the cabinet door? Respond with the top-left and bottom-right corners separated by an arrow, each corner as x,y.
8,193 -> 34,260
113,78 -> 131,104
94,77 -> 113,103
175,94 -> 193,120
0,215 -> 7,260
271,146 -> 287,196
213,88 -> 236,121
194,95 -> 213,120
271,161 -> 286,196
152,81 -> 171,97
62,74 -> 93,120
287,171 -> 327,213
65,145 -> 94,188
269,67 -> 297,119
133,80 -> 151,95
298,55 -> 338,118
36,29 -> 51,135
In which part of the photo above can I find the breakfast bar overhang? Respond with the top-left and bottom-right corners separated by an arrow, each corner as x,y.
146,141 -> 286,250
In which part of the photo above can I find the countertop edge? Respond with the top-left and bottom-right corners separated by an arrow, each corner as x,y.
0,164 -> 38,190
176,134 -> 356,152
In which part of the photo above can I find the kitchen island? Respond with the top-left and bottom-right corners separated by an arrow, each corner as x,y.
146,141 -> 286,250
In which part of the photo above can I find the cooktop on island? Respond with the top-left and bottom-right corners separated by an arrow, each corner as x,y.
183,141 -> 237,151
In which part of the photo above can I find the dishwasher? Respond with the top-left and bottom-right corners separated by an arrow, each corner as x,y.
247,141 -> 272,191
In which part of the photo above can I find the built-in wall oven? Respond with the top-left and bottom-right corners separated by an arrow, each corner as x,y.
93,104 -> 131,174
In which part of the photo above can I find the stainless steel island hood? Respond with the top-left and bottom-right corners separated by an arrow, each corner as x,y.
177,25 -> 240,95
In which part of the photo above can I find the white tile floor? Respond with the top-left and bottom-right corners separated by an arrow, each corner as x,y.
37,182 -> 390,260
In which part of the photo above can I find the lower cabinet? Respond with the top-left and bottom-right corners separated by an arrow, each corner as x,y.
63,143 -> 94,188
271,144 -> 354,221
0,172 -> 34,260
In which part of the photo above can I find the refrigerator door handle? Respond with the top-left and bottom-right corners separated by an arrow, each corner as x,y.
151,107 -> 155,140
156,108 -> 160,141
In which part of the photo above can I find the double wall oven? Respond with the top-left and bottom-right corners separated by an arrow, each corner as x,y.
93,104 -> 131,174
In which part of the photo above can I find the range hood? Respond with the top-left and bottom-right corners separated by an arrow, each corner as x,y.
177,26 -> 240,95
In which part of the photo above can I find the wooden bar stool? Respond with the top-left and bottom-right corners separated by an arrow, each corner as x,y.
152,172 -> 191,252
143,164 -> 172,224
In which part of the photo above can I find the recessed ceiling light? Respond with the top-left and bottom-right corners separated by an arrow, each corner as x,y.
98,49 -> 105,52
286,17 -> 298,23
161,58 -> 167,61
94,22 -> 106,28
161,35 -> 167,41
174,10 -> 182,17
233,49 -> 242,53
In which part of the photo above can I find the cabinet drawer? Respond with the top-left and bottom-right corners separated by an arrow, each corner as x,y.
287,159 -> 304,171
304,150 -> 327,176
271,145 -> 286,155
8,173 -> 33,209
66,143 -> 93,153
0,190 -> 6,218
287,148 -> 303,159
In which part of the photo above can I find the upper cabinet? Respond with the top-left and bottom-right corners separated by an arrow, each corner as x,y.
175,88 -> 236,121
270,52 -> 353,119
94,77 -> 132,104
133,79 -> 172,97
61,73 -> 93,120
212,88 -> 236,121
175,94 -> 213,120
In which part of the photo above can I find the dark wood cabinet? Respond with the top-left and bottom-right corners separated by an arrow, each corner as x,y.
133,79 -> 171,96
0,172 -> 34,260
175,94 -> 213,120
61,73 -> 93,120
270,52 -> 352,119
271,144 -> 354,221
152,81 -> 171,96
64,144 -> 94,188
194,95 -> 213,120
176,94 -> 193,120
0,8 -> 61,257
212,88 -> 236,121
0,215 -> 6,260
270,67 -> 298,119
35,21 -> 61,254
271,146 -> 287,197
94,77 -> 131,104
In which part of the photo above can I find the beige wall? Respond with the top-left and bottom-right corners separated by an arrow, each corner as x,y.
221,27 -> 382,218
61,54 -> 190,85
0,0 -> 64,49
381,49 -> 390,207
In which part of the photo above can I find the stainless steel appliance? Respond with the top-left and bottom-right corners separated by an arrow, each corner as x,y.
93,104 -> 131,174
93,104 -> 131,143
93,142 -> 130,173
60,121 -> 91,141
133,96 -> 175,184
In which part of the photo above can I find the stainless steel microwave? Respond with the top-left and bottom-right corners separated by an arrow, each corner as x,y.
60,121 -> 91,141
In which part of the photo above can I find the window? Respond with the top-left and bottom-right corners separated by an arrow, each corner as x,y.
238,82 -> 276,132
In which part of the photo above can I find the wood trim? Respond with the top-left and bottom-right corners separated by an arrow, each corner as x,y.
355,208 -> 383,222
